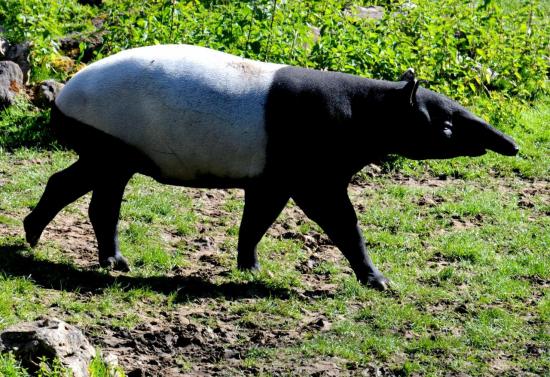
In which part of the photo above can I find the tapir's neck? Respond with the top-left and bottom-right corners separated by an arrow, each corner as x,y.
345,77 -> 409,157
348,77 -> 405,117
264,67 -> 406,178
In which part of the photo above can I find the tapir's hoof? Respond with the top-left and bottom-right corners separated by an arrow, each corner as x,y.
100,255 -> 131,272
237,261 -> 261,272
23,215 -> 41,247
364,273 -> 391,291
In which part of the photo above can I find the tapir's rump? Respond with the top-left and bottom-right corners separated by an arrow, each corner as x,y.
55,45 -> 285,181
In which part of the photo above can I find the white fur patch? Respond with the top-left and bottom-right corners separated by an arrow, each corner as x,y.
55,44 -> 285,181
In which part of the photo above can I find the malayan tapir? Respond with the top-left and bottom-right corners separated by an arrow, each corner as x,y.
23,44 -> 518,290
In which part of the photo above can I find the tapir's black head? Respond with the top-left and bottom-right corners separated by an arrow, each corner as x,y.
393,69 -> 519,159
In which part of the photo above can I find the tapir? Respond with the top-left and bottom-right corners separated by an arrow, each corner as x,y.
23,44 -> 518,290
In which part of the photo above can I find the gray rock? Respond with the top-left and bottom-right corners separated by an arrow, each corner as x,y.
345,5 -> 385,20
0,60 -> 24,108
400,1 -> 417,12
0,317 -> 96,377
302,25 -> 321,51
33,79 -> 65,108
0,37 -> 9,58
3,41 -> 31,84
309,25 -> 321,44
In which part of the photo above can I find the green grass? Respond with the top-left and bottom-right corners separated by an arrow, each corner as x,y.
0,0 -> 548,375
0,352 -> 123,377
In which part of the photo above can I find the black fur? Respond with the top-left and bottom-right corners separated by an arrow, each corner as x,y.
264,67 -> 404,182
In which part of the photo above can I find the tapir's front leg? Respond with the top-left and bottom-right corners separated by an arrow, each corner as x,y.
88,171 -> 133,272
238,183 -> 289,270
293,186 -> 389,290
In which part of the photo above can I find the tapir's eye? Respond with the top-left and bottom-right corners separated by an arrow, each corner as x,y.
442,121 -> 453,138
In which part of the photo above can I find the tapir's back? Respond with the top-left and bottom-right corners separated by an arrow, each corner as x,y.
55,44 -> 285,182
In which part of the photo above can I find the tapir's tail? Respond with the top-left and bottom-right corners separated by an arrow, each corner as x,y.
50,102 -> 92,153
50,103 -> 71,147
51,102 -> 122,154
50,102 -> 160,175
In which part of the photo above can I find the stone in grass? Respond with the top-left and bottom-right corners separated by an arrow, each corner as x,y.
344,5 -> 385,20
0,60 -> 24,109
0,317 -> 96,377
2,41 -> 31,84
33,79 -> 65,108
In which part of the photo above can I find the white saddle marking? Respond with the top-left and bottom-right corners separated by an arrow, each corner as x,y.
56,44 -> 285,181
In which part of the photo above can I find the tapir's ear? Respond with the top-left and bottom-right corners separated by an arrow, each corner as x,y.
403,78 -> 422,107
400,68 -> 416,82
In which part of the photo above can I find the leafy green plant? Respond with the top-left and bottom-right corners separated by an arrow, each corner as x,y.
96,0 -> 549,103
0,100 -> 56,151
0,0 -> 97,82
1,0 -> 547,101
0,353 -> 124,377
0,353 -> 30,377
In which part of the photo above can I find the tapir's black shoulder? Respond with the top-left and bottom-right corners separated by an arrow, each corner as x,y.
263,66 -> 390,182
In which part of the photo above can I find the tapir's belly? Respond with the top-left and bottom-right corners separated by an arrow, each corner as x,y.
55,45 -> 284,181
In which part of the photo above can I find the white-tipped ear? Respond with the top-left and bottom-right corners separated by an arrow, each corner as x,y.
403,77 -> 422,107
400,68 -> 415,82
404,78 -> 427,107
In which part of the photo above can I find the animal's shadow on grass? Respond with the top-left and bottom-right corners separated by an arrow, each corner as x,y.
0,242 -> 291,302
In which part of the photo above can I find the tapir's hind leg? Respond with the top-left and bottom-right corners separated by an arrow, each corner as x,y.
238,183 -> 289,270
24,159 -> 93,247
292,186 -> 390,290
88,170 -> 133,272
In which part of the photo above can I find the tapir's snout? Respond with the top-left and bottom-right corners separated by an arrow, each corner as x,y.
480,121 -> 519,156
456,111 -> 519,157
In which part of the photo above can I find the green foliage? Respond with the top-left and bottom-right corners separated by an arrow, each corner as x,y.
89,353 -> 125,377
0,352 -> 124,377
0,353 -> 30,377
0,0 -> 97,82
0,354 -> 70,377
0,100 -> 56,151
97,0 -> 548,102
1,0 -> 547,102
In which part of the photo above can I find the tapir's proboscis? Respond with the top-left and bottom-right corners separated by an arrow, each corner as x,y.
24,45 -> 519,290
